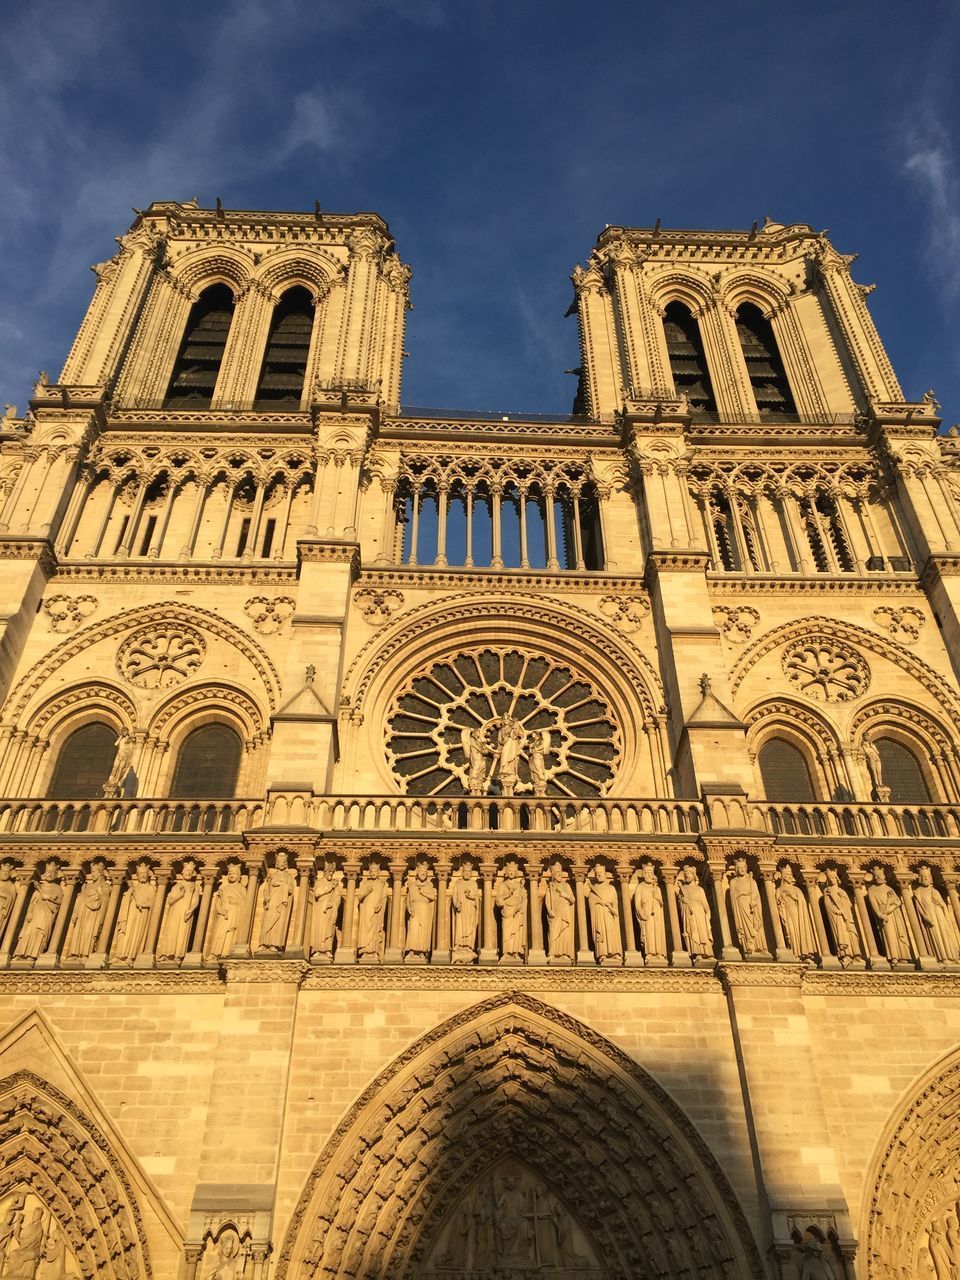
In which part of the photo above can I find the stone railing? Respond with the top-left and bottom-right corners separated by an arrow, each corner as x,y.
705,795 -> 960,840
0,799 -> 264,836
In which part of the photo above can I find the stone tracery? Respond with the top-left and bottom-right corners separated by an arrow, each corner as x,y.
386,647 -> 621,797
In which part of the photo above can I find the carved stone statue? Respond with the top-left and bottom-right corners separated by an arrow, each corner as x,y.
404,859 -> 436,960
926,1221 -> 953,1280
914,865 -> 960,963
310,860 -> 343,962
450,859 -> 480,963
586,864 -> 622,963
156,860 -> 200,962
14,863 -> 63,960
36,1227 -> 71,1279
821,868 -> 861,965
862,737 -> 885,796
65,859 -> 109,960
112,861 -> 156,963
540,861 -> 574,962
797,1237 -> 837,1280
867,865 -> 912,963
207,861 -> 246,959
726,856 -> 766,954
259,851 -> 296,952
356,858 -> 391,959
0,861 -> 17,942
527,730 -> 549,797
5,1206 -> 44,1276
102,732 -> 136,798
494,859 -> 526,961
630,862 -> 666,961
675,864 -> 713,960
494,716 -> 525,797
205,1226 -> 248,1280
463,725 -> 493,793
776,864 -> 818,960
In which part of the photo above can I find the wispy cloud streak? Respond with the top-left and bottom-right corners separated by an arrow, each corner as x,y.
902,107 -> 960,304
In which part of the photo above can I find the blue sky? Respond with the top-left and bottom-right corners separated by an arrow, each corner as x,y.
1,0 -> 958,419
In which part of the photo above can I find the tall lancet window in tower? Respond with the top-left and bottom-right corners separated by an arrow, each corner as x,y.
735,303 -> 797,417
164,284 -> 235,409
662,301 -> 716,412
254,286 -> 315,409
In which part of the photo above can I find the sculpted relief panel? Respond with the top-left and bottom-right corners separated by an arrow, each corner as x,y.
423,1158 -> 605,1278
386,647 -> 620,798
0,1189 -> 80,1278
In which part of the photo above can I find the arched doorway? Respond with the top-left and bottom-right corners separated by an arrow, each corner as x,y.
865,1047 -> 960,1278
277,993 -> 764,1279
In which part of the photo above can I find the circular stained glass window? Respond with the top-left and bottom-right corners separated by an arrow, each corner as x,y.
386,647 -> 620,798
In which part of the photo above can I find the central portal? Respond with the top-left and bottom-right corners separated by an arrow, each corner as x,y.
420,1156 -> 606,1278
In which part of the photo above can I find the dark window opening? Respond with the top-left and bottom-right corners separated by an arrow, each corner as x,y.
138,515 -> 157,557
663,301 -> 716,412
49,723 -> 119,799
758,738 -> 816,802
876,738 -> 931,804
261,518 -> 276,559
735,302 -> 797,417
113,515 -> 130,555
254,286 -> 314,410
169,724 -> 242,799
236,518 -> 251,557
164,284 -> 234,409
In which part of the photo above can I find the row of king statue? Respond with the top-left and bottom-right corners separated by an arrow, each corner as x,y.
0,851 -> 956,971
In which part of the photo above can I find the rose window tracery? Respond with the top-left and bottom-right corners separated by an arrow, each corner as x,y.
781,638 -> 870,702
117,624 -> 205,689
386,647 -> 620,797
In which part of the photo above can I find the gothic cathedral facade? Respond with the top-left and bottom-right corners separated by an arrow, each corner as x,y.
0,202 -> 958,1279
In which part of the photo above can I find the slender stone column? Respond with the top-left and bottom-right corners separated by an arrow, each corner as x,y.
185,866 -> 217,966
491,485 -> 503,567
618,869 -> 643,968
334,863 -> 360,964
708,863 -> 740,961
36,870 -> 79,969
801,870 -> 840,970
944,873 -> 960,937
285,858 -> 313,960
384,861 -> 405,964
88,870 -> 124,970
848,869 -> 887,970
233,857 -> 263,957
527,865 -> 546,965
430,862 -> 451,964
183,1246 -> 203,1280
544,489 -> 559,569
897,872 -> 936,971
479,864 -> 498,965
435,483 -> 449,565
0,872 -> 31,965
134,869 -> 170,969
661,865 -> 691,968
574,868 -> 592,964
760,866 -> 794,962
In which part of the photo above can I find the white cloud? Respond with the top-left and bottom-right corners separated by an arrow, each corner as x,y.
902,108 -> 960,304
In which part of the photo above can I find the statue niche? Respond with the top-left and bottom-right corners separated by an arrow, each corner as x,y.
422,1157 -> 605,1278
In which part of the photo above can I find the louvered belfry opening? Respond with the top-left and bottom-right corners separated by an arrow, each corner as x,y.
735,303 -> 797,417
169,724 -> 242,799
254,286 -> 314,409
49,723 -> 119,799
663,301 -> 716,412
164,284 -> 235,409
876,738 -> 931,804
758,737 -> 816,801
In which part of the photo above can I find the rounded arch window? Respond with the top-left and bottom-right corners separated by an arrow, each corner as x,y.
874,736 -> 931,804
49,722 -> 118,799
169,723 -> 242,799
164,283 -> 235,409
757,737 -> 816,802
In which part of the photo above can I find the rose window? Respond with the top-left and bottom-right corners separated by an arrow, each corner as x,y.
781,638 -> 870,702
386,647 -> 620,797
117,624 -> 205,689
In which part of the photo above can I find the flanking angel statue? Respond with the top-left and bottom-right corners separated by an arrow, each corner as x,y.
461,717 -> 551,797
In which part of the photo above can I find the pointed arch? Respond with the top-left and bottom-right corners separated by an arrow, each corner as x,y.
277,993 -> 764,1280
0,1068 -> 153,1278
864,1044 -> 960,1278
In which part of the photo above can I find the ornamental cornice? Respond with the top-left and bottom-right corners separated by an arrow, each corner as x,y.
802,970 -> 960,996
921,553 -> 960,586
357,567 -> 649,593
296,539 -> 360,570
645,550 -> 712,577
718,962 -> 805,988
54,561 -> 298,584
105,409 -> 313,432
392,439 -> 619,463
222,960 -> 308,983
0,537 -> 57,575
381,417 -> 617,445
0,969 -> 223,994
300,966 -> 721,993
706,573 -> 922,597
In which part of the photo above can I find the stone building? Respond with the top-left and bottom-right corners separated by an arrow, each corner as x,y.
0,202 -> 958,1279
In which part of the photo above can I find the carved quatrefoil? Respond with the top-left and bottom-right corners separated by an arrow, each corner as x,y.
781,638 -> 870,702
117,623 -> 205,689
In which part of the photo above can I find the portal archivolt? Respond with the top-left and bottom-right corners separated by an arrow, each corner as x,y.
277,992 -> 763,1279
